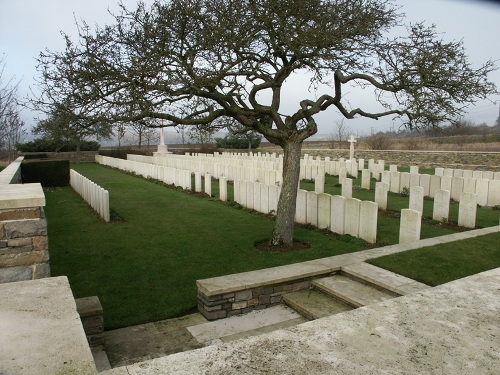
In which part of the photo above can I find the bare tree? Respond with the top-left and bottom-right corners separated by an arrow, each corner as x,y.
32,0 -> 497,247
328,119 -> 351,149
0,56 -> 26,161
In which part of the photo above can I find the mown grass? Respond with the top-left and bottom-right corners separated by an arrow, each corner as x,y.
367,232 -> 500,286
46,163 -> 499,329
46,163 -> 367,330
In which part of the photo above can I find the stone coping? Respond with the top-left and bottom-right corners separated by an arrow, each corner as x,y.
0,183 -> 45,209
0,156 -> 24,184
197,225 -> 500,297
0,276 -> 96,375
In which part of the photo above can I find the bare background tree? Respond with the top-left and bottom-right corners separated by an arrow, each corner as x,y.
0,56 -> 26,161
328,119 -> 352,149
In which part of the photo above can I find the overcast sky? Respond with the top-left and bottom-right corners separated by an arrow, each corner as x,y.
1,0 -> 499,138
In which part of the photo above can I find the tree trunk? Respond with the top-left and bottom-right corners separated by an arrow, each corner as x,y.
270,139 -> 302,246
76,141 -> 81,163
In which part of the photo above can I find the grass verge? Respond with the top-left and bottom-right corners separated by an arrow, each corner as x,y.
367,232 -> 500,286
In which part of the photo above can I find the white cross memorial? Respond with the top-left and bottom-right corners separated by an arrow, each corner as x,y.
348,135 -> 357,159
157,127 -> 169,153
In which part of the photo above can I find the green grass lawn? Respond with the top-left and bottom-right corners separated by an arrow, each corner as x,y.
46,163 -> 499,329
367,232 -> 500,286
46,163 -> 368,329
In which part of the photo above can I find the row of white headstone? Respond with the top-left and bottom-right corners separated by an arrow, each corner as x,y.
96,154 -> 497,244
70,169 -> 110,222
96,155 -> 192,190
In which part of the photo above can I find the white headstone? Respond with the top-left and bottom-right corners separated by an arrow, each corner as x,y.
410,166 -> 419,174
390,171 -> 401,194
317,193 -> 332,229
345,198 -> 361,237
261,184 -> 270,214
462,170 -> 473,179
476,179 -> 489,206
219,177 -> 228,202
375,182 -> 389,210
451,177 -> 464,202
306,191 -> 319,226
399,209 -> 422,244
389,164 -> 398,172
429,175 -> 441,198
246,181 -> 254,209
400,172 -> 410,193
444,168 -> 454,177
463,178 -> 477,194
204,174 -> 212,196
440,175 -> 452,193
359,201 -> 378,244
330,195 -> 346,235
487,179 -> 500,207
358,158 -> 365,171
381,171 -> 391,186
419,174 -> 431,197
361,169 -> 371,190
458,192 -> 477,228
342,178 -> 353,199
483,171 -> 494,180
472,170 -> 482,180
253,182 -> 261,212
409,173 -> 420,189
295,189 -> 308,224
435,167 -> 444,177
268,185 -> 279,214
195,172 -> 202,193
409,186 -> 424,213
453,169 -> 464,178
315,174 -> 325,194
433,189 -> 450,222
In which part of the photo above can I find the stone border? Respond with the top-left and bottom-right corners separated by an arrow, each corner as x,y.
197,225 -> 500,320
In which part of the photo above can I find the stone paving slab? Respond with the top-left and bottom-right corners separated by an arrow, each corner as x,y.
103,313 -> 207,368
187,305 -> 302,345
313,274 -> 395,307
0,276 -> 96,375
120,267 -> 500,375
341,262 -> 430,295
283,289 -> 353,320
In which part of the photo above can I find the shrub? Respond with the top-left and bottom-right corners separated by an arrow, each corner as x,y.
17,138 -> 100,152
22,153 -> 49,160
21,159 -> 70,187
215,135 -> 261,149
99,148 -> 151,159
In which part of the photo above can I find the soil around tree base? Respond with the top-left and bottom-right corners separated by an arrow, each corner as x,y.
254,239 -> 311,253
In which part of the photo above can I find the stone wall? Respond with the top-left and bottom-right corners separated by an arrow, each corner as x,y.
0,207 -> 49,283
254,148 -> 500,171
198,276 -> 316,320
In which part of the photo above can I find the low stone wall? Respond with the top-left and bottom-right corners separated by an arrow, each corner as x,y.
0,206 -> 49,283
0,156 -> 23,184
0,180 -> 49,284
254,148 -> 500,171
76,296 -> 104,347
198,276 -> 317,320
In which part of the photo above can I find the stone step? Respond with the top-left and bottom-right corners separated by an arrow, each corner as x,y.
186,305 -> 303,345
312,274 -> 395,308
282,289 -> 354,320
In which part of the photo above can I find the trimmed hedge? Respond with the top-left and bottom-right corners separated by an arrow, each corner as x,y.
21,159 -> 70,187
22,153 -> 49,160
